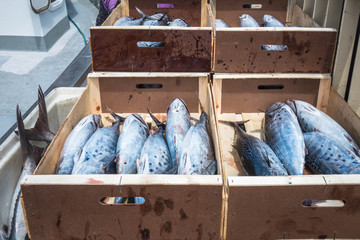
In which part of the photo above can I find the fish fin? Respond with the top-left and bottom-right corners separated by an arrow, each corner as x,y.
190,116 -> 200,123
257,108 -> 265,113
219,120 -> 249,132
135,6 -> 147,18
205,160 -> 217,174
16,105 -> 33,161
104,105 -> 126,123
147,108 -> 165,128
132,113 -> 149,132
353,147 -> 360,158
102,158 -> 116,174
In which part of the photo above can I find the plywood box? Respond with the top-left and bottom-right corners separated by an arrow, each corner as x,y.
212,73 -> 360,239
211,0 -> 337,73
90,1 -> 214,72
20,72 -> 223,240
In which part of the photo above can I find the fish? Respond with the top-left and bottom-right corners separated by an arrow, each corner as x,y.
304,131 -> 360,174
14,86 -> 55,143
115,114 -> 149,174
114,16 -> 136,26
265,102 -> 305,175
169,19 -> 190,27
178,97 -> 216,175
136,41 -> 165,47
71,106 -> 124,174
286,99 -> 360,156
57,114 -> 101,174
3,106 -> 43,240
263,14 -> 285,27
137,109 -> 172,174
220,120 -> 288,176
240,14 -> 260,27
261,45 -> 288,51
136,7 -> 169,26
165,98 -> 191,173
215,19 -> 229,28
114,17 -> 145,26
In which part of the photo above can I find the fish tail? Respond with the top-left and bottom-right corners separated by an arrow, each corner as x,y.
104,105 -> 126,123
135,6 -> 150,19
147,108 -> 165,128
16,105 -> 32,160
14,86 -> 55,143
219,120 -> 249,126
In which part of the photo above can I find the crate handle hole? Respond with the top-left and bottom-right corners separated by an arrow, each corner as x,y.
261,45 -> 288,51
100,197 -> 145,205
302,200 -> 345,208
258,85 -> 284,90
136,83 -> 163,89
137,41 -> 165,48
243,4 -> 262,9
156,3 -> 175,8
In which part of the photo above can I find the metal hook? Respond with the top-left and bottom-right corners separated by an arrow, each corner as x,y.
323,176 -> 328,193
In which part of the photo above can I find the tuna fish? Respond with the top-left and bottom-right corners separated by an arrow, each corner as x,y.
165,98 -> 191,173
169,19 -> 190,27
263,14 -> 285,27
14,86 -> 55,143
304,132 -> 360,174
4,106 -> 43,240
71,107 -> 123,174
114,16 -> 136,26
215,19 -> 229,28
136,7 -> 169,26
220,120 -> 288,176
57,114 -> 101,174
178,98 -> 216,175
240,14 -> 260,27
115,114 -> 149,174
137,42 -> 165,47
286,99 -> 360,156
137,109 -> 172,174
265,102 -> 305,175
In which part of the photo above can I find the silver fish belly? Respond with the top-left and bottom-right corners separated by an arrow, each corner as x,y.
304,132 -> 360,174
116,114 -> 149,174
286,99 -> 360,155
178,110 -> 216,175
57,114 -> 101,174
265,102 -> 305,175
165,98 -> 191,173
215,19 -> 229,28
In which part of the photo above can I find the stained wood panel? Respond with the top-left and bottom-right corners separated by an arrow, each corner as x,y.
214,28 -> 337,73
90,27 -> 211,72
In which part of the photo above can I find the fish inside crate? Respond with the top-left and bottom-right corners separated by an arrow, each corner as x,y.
20,72 -> 223,240
212,73 -> 360,240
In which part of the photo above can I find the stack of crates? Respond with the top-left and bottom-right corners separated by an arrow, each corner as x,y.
20,0 -> 360,239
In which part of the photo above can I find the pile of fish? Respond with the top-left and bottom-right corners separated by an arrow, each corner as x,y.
226,100 -> 360,176
216,14 -> 290,50
57,98 -> 216,176
113,7 -> 190,47
2,86 -> 54,240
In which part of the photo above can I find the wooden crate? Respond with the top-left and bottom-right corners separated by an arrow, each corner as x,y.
20,72 -> 224,240
90,1 -> 213,73
211,0 -> 337,73
212,73 -> 360,239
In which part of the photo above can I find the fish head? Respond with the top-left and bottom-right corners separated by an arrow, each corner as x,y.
240,14 -> 250,21
286,99 -> 317,116
263,14 -> 274,24
285,99 -> 297,115
167,98 -> 190,115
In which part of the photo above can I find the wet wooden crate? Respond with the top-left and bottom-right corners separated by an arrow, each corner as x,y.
20,72 -> 223,240
90,0 -> 213,72
211,0 -> 337,73
212,73 -> 360,239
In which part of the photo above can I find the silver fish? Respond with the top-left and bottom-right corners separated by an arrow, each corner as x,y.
14,86 -> 55,143
221,120 -> 288,176
57,114 -> 101,174
169,19 -> 190,27
265,102 -> 305,175
136,7 -> 169,26
4,106 -> 42,240
137,109 -> 172,174
137,42 -> 165,47
240,14 -> 259,27
286,99 -> 360,156
304,131 -> 360,174
178,99 -> 216,175
71,107 -> 123,174
114,16 -> 136,26
263,14 -> 285,27
215,19 -> 229,28
165,98 -> 191,173
115,114 -> 149,174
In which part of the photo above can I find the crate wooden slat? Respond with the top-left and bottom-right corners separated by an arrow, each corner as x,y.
211,73 -> 360,239
90,27 -> 212,73
212,2 -> 337,73
21,72 -> 223,240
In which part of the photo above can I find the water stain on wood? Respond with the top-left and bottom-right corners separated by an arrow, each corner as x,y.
160,221 -> 172,236
179,208 -> 189,221
154,197 -> 165,216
